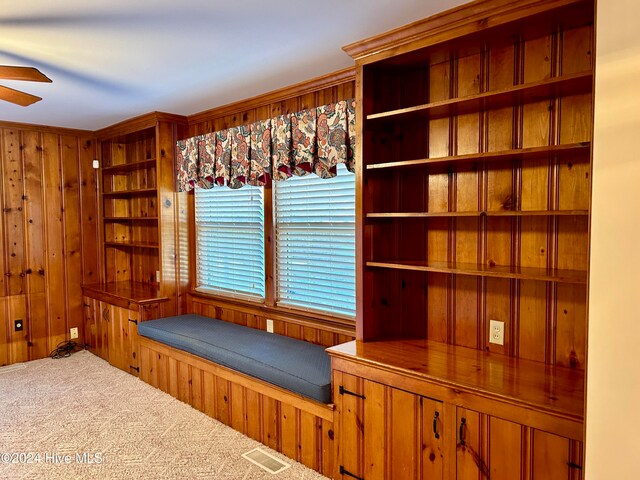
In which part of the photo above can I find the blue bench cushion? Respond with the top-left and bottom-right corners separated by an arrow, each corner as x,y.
137,314 -> 331,403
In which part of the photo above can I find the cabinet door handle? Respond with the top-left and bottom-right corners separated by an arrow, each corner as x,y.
433,411 -> 440,439
567,462 -> 583,470
339,386 -> 365,399
340,466 -> 364,480
459,417 -> 467,446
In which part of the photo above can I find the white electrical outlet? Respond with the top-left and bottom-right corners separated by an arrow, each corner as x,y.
70,327 -> 79,340
155,270 -> 160,283
489,320 -> 504,345
266,319 -> 274,333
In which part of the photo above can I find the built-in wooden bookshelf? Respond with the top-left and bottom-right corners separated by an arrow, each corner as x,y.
365,142 -> 590,170
366,210 -> 589,218
83,112 -> 187,317
100,126 -> 160,281
366,71 -> 592,123
329,1 -> 594,478
82,113 -> 187,376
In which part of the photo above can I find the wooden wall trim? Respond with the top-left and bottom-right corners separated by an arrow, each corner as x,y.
0,120 -> 92,137
94,68 -> 354,140
186,67 -> 355,127
94,111 -> 188,141
343,0 -> 583,62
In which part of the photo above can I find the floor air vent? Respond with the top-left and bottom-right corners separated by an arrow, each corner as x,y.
242,447 -> 291,474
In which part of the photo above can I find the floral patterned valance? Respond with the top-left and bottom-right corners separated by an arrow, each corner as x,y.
176,99 -> 356,192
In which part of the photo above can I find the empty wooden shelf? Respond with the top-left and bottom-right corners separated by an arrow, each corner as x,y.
366,210 -> 589,218
366,259 -> 587,284
102,158 -> 157,174
102,188 -> 157,197
365,142 -> 590,170
367,71 -> 592,124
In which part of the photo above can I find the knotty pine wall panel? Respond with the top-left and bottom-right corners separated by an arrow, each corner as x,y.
189,294 -> 354,348
0,123 -> 99,366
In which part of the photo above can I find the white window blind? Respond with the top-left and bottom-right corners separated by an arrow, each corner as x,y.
194,185 -> 265,299
274,163 -> 356,317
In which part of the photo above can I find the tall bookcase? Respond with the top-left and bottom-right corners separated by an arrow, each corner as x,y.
357,0 -> 593,366
329,1 -> 593,478
101,126 -> 159,283
82,112 -> 187,374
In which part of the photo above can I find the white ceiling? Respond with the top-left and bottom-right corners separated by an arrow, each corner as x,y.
0,0 -> 468,131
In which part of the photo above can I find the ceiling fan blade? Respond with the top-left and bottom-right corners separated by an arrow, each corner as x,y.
0,85 -> 42,106
0,65 -> 52,82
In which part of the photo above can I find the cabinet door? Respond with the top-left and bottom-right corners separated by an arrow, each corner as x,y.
335,371 -> 445,480
107,304 -> 139,375
531,430 -> 583,480
85,298 -> 109,361
422,396 -> 446,479
127,309 -> 140,373
335,371 -> 364,479
83,297 -> 96,353
456,408 -> 520,480
456,407 -> 583,480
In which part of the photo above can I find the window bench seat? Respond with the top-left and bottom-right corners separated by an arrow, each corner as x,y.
136,314 -> 335,476
137,314 -> 332,403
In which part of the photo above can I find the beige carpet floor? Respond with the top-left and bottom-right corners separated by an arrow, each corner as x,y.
0,350 -> 329,480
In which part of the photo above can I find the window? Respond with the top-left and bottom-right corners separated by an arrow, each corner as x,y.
194,185 -> 265,299
274,163 -> 356,317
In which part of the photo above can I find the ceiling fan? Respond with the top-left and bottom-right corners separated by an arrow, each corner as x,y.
0,65 -> 51,106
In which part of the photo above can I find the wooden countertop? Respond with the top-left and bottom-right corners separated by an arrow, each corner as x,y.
82,281 -> 169,306
327,339 -> 584,422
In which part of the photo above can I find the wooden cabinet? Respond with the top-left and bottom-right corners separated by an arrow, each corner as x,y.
334,371 -> 447,480
330,350 -> 584,480
84,297 -> 139,372
106,303 -> 139,373
456,407 -> 583,480
82,114 -> 186,375
331,0 -> 593,478
83,282 -> 168,375
84,296 -> 109,362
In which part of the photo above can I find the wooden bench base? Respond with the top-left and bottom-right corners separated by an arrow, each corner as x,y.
139,337 -> 335,477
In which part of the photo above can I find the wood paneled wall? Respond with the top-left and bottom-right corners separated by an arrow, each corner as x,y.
0,122 -> 99,365
189,294 -> 354,348
185,68 -> 357,343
